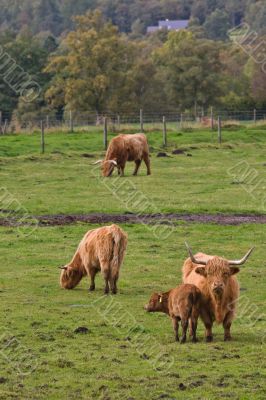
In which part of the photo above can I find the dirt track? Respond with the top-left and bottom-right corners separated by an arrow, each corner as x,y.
1,212 -> 266,227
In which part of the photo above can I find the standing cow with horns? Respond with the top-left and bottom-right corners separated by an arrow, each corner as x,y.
93,133 -> 151,177
182,243 -> 254,342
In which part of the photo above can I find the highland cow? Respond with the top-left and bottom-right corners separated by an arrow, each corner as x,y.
59,225 -> 127,294
183,243 -> 254,342
144,284 -> 201,343
94,133 -> 151,177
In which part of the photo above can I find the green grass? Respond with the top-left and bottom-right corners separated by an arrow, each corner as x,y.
0,127 -> 265,399
0,223 -> 265,400
0,127 -> 265,215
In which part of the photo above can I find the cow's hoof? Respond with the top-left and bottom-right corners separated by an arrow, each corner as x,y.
180,337 -> 186,344
111,289 -> 117,295
89,286 -> 95,292
191,337 -> 198,343
206,336 -> 213,343
224,336 -> 232,341
175,337 -> 179,342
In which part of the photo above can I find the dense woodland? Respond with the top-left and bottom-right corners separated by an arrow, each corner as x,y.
0,0 -> 265,121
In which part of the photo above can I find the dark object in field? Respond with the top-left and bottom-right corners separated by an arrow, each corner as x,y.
59,224 -> 127,295
157,152 -> 169,157
172,149 -> 185,155
74,327 -> 89,334
0,377 -> 7,384
186,153 -> 192,157
178,383 -> 186,391
183,242 -> 254,342
93,133 -> 151,177
82,153 -> 94,158
144,284 -> 201,344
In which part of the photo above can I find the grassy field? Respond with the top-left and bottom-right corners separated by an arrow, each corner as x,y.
0,126 -> 265,399
0,126 -> 265,215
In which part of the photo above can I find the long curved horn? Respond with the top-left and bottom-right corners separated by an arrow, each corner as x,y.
228,247 -> 255,266
93,160 -> 103,165
59,266 -> 67,270
108,160 -> 117,166
185,242 -> 207,265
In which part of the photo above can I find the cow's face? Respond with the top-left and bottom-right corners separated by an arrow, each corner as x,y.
195,257 -> 239,298
102,159 -> 117,177
60,266 -> 83,289
144,292 -> 163,312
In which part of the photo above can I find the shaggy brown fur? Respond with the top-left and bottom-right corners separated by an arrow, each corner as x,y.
144,284 -> 201,343
60,224 -> 127,294
101,133 -> 151,177
182,253 -> 240,342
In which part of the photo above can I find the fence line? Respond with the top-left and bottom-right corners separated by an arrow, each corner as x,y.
0,108 -> 266,135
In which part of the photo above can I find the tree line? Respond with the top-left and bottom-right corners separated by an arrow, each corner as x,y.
0,6 -> 265,122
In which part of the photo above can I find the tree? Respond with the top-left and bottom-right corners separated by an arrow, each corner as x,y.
204,9 -> 231,41
154,30 -> 225,110
45,10 -> 136,114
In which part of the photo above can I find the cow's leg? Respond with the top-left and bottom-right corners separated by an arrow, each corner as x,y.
223,312 -> 234,341
100,262 -> 110,294
143,153 -> 151,175
109,271 -> 119,295
180,318 -> 189,344
133,160 -> 141,176
201,309 -> 213,342
120,165 -> 125,177
171,317 -> 179,342
89,268 -> 97,291
190,308 -> 199,343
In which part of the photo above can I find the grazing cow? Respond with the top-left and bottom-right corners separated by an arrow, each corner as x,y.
144,284 -> 201,343
59,225 -> 127,294
94,133 -> 151,177
183,243 -> 254,342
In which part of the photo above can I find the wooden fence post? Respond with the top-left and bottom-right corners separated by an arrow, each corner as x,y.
70,110 -> 74,133
103,117 -> 108,150
210,107 -> 214,130
140,109 -> 144,133
46,115 -> 50,130
0,111 -> 2,134
254,109 -> 256,124
41,120 -> 45,154
117,115 -> 120,131
218,116 -> 222,145
163,116 -> 167,147
180,113 -> 183,129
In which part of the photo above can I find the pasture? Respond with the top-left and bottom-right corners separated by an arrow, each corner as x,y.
0,126 -> 265,399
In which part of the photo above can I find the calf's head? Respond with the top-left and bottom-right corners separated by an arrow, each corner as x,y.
185,242 -> 254,299
93,159 -> 118,177
59,265 -> 84,289
144,292 -> 164,312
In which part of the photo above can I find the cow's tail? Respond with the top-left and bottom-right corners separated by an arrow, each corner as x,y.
110,225 -> 128,276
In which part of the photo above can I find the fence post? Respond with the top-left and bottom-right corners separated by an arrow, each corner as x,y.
218,116 -> 222,145
210,107 -> 214,130
103,117 -> 108,150
253,109 -> 256,124
46,115 -> 50,130
70,110 -> 74,133
180,113 -> 183,129
163,116 -> 167,147
117,115 -> 120,131
140,109 -> 144,133
41,120 -> 45,154
0,111 -> 2,134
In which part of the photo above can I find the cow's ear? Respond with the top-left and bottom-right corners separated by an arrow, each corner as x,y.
229,267 -> 240,275
195,267 -> 207,277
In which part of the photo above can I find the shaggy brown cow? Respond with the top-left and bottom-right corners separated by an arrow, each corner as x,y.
59,225 -> 127,294
183,243 -> 254,342
144,284 -> 201,343
94,133 -> 151,177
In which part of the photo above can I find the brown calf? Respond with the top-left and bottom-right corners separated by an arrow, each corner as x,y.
144,284 -> 201,343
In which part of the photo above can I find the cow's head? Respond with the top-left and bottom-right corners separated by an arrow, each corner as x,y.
185,242 -> 254,299
59,265 -> 84,289
93,159 -> 118,177
144,292 -> 164,312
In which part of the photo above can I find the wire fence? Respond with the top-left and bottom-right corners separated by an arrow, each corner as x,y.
0,109 -> 266,135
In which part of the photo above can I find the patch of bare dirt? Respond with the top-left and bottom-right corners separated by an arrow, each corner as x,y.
0,213 -> 266,227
